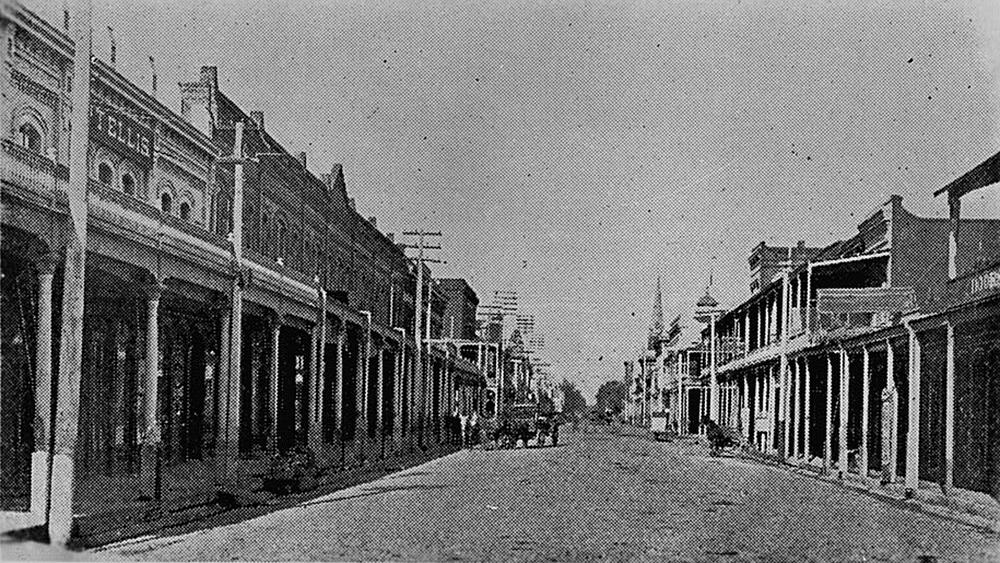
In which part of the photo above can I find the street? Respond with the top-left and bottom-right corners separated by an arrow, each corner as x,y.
98,427 -> 999,562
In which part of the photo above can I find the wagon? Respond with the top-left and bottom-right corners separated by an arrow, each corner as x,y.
650,410 -> 673,441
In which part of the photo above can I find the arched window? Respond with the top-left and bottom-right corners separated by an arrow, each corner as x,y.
179,202 -> 191,220
18,123 -> 42,153
121,173 -> 135,195
98,162 -> 113,185
160,192 -> 172,214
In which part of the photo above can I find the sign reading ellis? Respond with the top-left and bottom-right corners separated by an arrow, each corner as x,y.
90,104 -> 154,166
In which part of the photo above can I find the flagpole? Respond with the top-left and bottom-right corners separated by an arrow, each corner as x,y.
49,0 -> 93,546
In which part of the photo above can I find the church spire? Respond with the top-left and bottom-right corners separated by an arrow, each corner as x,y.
648,276 -> 664,350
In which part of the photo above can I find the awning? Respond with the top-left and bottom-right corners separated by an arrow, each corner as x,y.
935,149 -> 1000,198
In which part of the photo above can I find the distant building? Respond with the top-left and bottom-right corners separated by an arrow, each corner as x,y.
438,278 -> 479,340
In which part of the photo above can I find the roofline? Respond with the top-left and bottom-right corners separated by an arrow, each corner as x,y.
934,149 -> 1000,198
6,1 -> 217,155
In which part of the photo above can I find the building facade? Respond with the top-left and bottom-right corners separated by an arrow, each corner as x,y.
0,1 -> 486,541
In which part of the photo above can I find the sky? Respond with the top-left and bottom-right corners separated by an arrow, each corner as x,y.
26,0 -> 1000,401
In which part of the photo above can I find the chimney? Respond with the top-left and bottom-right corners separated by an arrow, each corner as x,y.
200,66 -> 218,90
297,152 -> 307,168
797,240 -> 806,249
368,216 -> 377,228
250,111 -> 264,131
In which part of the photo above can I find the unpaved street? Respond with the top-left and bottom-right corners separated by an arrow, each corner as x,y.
100,428 -> 999,562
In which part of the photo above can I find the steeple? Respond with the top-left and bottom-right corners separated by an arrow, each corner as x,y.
648,276 -> 664,350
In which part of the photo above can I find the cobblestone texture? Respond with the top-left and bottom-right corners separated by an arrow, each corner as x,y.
97,427 -> 1000,562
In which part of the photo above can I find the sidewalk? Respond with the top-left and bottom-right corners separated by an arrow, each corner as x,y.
734,444 -> 1000,534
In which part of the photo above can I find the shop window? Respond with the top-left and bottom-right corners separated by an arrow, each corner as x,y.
161,192 -> 172,214
98,162 -> 113,185
121,173 -> 135,195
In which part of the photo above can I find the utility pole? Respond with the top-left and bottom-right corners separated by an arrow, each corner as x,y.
49,0 -> 92,546
400,230 -> 442,447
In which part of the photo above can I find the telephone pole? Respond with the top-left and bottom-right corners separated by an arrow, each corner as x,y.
400,230 -> 442,447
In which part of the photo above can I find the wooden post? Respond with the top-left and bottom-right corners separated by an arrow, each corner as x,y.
839,349 -> 849,478
49,0 -> 92,542
316,292 -> 327,449
31,255 -> 59,521
268,313 -> 281,453
804,357 -> 812,461
860,345 -> 870,478
334,322 -> 345,445
884,338 -> 897,484
375,341 -> 385,454
944,321 -> 954,493
140,281 -> 165,498
790,358 -> 799,461
905,324 -> 921,495
824,353 -> 833,474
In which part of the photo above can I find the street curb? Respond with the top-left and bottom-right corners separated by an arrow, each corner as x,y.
732,448 -> 1000,536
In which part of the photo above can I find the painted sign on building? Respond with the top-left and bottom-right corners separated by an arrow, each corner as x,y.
90,103 -> 154,165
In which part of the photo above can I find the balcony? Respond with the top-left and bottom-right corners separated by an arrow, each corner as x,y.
811,287 -> 915,338
2,138 -> 68,195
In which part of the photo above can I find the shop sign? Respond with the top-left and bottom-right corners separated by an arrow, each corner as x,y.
968,266 -> 1000,298
90,104 -> 154,166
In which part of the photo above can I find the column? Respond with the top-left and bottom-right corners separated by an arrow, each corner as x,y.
905,326 -> 922,494
308,319 -> 323,453
375,341 -> 385,452
334,323 -> 345,443
767,364 -> 777,453
358,319 -> 370,456
316,305 -> 328,449
394,339 -> 405,447
839,349 -> 849,478
267,312 -> 281,452
860,345 -> 870,477
140,281 -> 165,497
740,371 -> 749,439
790,358 -> 799,461
884,338 -> 897,484
222,276 -> 243,474
215,303 -> 231,455
31,253 -> 59,520
802,356 -> 812,461
824,353 -> 833,474
749,373 -> 757,446
944,320 -> 954,493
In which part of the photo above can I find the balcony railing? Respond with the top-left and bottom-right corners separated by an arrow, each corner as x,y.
2,138 -> 69,194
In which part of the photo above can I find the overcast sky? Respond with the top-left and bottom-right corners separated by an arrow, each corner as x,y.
28,0 -> 1000,400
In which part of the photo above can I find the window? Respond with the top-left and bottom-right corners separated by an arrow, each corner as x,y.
98,162 -> 113,185
161,192 -> 172,214
121,173 -> 135,195
179,202 -> 191,220
19,123 -> 42,153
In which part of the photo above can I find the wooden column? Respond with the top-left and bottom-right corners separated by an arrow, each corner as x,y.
767,365 -> 777,453
31,254 -> 59,521
307,319 -> 322,453
749,373 -> 758,447
375,341 -> 385,450
884,339 -> 897,484
803,357 -> 811,461
790,358 -> 799,461
267,312 -> 281,453
839,349 -> 849,478
140,281 -> 165,497
905,325 -> 921,494
944,320 -> 954,493
824,353 -> 833,474
334,322 -> 345,442
860,345 -> 870,477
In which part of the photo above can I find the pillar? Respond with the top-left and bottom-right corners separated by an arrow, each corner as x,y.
140,280 -> 165,498
375,342 -> 385,451
789,358 -> 799,461
334,322 -> 345,443
839,349 -> 849,478
944,321 -> 954,493
267,312 -> 281,452
803,357 -> 811,460
860,345 -> 870,477
824,353 -> 833,474
308,319 -> 322,453
221,277 -> 243,474
905,325 -> 921,494
749,373 -> 758,446
740,371 -> 749,439
767,364 -> 777,453
883,339 -> 898,484
31,253 -> 59,520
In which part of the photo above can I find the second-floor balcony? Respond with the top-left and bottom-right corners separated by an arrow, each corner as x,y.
2,138 -> 69,196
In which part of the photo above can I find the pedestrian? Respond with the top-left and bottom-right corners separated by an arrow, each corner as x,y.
459,411 -> 469,448
469,410 -> 480,447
